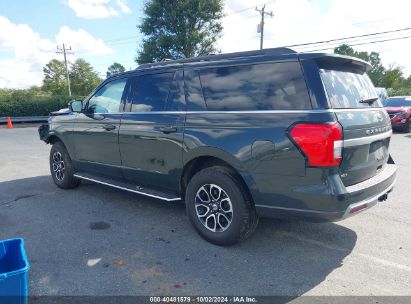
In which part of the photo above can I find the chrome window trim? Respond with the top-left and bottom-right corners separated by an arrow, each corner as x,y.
343,130 -> 392,147
124,109 -> 334,114
91,108 -> 385,115
332,107 -> 384,112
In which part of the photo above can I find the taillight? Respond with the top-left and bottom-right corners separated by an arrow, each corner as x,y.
289,123 -> 343,167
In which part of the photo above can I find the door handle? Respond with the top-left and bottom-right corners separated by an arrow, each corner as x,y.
103,124 -> 116,131
159,126 -> 177,134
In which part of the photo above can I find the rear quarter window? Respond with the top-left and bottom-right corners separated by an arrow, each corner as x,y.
199,62 -> 311,111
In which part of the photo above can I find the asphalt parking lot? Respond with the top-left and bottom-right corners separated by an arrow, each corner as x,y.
0,127 -> 410,296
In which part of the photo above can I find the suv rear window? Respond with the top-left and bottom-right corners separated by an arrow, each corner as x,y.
320,69 -> 382,109
199,62 -> 311,111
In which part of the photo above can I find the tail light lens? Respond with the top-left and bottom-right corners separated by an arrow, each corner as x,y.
289,123 -> 343,167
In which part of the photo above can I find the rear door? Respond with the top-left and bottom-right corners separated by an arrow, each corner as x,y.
318,59 -> 392,186
119,70 -> 186,194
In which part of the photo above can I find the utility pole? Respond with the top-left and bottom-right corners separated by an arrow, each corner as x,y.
56,44 -> 74,96
256,5 -> 273,50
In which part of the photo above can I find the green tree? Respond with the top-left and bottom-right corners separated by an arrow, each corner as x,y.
69,59 -> 102,96
334,44 -> 385,86
399,75 -> 411,94
42,59 -> 68,95
107,62 -> 126,78
136,0 -> 224,64
382,64 -> 403,89
333,44 -> 356,57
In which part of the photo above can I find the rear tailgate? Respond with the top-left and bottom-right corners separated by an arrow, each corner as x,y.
318,58 -> 392,186
334,109 -> 391,186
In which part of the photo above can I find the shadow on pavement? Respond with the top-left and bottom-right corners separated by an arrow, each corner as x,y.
0,176 -> 357,297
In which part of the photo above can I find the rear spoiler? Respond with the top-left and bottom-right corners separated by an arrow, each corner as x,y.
298,53 -> 372,73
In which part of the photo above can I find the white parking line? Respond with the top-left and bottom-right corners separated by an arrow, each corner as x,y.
277,231 -> 411,273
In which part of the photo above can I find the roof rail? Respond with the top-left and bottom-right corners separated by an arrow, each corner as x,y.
136,47 -> 296,70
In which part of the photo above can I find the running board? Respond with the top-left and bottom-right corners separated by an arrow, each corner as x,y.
73,172 -> 181,202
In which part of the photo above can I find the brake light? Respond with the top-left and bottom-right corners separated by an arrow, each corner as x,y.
289,123 -> 343,167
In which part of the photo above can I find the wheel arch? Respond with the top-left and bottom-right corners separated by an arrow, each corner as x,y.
181,148 -> 258,204
47,134 -> 62,145
46,134 -> 75,161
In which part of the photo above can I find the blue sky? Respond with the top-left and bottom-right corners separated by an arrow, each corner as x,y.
0,0 -> 144,70
0,0 -> 410,88
0,0 -> 144,87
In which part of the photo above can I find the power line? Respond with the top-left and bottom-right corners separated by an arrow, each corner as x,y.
104,35 -> 139,44
301,35 -> 411,52
56,44 -> 74,96
282,26 -> 411,49
222,25 -> 411,53
225,0 -> 276,17
102,1 -> 278,46
72,35 -> 411,76
294,29 -> 411,51
223,12 -> 261,24
351,17 -> 396,26
99,4 -> 406,49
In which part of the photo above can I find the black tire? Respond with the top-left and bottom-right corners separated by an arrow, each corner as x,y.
185,166 -> 258,246
49,141 -> 80,189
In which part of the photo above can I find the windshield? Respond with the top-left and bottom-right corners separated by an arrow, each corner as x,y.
384,97 -> 411,107
320,69 -> 382,108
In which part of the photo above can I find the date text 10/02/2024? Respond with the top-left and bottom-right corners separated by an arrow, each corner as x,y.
149,296 -> 258,303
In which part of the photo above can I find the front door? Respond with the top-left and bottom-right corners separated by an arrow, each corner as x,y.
71,77 -> 128,178
119,70 -> 186,194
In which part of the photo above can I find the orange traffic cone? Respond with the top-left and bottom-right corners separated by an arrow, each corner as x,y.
7,116 -> 13,129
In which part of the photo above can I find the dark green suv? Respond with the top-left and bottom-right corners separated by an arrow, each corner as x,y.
39,48 -> 396,245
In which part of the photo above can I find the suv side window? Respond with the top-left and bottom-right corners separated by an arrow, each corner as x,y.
199,62 -> 311,111
87,78 -> 127,114
184,69 -> 207,111
129,72 -> 174,112
164,70 -> 186,111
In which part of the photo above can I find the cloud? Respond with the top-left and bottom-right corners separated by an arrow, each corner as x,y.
0,60 -> 40,89
56,26 -> 113,56
65,0 -> 131,19
221,0 -> 411,76
116,0 -> 131,14
0,16 -> 113,88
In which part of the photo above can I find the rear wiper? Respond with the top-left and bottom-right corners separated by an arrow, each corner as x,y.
359,97 -> 379,105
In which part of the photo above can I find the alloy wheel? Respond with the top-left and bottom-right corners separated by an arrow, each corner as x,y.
52,151 -> 65,181
195,184 -> 233,232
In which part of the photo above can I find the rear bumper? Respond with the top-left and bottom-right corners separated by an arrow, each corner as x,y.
255,163 -> 397,222
342,177 -> 395,219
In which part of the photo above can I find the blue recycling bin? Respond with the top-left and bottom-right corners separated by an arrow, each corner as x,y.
0,238 -> 30,303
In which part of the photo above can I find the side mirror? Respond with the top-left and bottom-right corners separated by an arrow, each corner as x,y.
68,100 -> 83,113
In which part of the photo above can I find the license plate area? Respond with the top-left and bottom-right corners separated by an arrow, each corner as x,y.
370,140 -> 388,162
